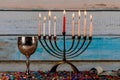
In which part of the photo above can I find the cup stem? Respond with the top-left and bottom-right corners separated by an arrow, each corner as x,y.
26,56 -> 30,76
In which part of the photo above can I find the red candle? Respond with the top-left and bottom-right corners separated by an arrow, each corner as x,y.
63,10 -> 66,33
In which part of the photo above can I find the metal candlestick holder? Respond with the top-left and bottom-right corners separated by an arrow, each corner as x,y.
38,11 -> 92,72
38,33 -> 92,72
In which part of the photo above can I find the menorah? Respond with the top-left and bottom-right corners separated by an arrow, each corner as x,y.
38,10 -> 92,72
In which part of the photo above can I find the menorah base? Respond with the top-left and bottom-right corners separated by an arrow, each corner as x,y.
50,61 -> 79,73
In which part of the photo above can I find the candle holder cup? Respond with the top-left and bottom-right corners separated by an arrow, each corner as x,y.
18,36 -> 38,78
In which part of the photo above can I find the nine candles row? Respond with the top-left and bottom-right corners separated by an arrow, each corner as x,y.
38,10 -> 92,37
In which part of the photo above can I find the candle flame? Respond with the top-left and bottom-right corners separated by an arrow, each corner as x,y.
48,11 -> 51,17
54,16 -> 57,21
84,11 -> 87,16
63,10 -> 66,15
72,13 -> 75,19
44,16 -> 46,21
90,14 -> 92,21
39,13 -> 41,18
78,10 -> 81,17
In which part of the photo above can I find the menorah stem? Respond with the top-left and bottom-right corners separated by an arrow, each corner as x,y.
63,32 -> 66,61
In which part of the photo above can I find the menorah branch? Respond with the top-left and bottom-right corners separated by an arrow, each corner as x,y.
68,37 -> 92,59
66,36 -> 86,58
43,36 -> 63,57
39,37 -> 62,59
49,38 -> 63,54
66,36 -> 80,54
65,37 -> 75,52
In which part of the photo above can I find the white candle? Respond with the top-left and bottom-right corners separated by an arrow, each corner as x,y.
90,14 -> 92,37
54,16 -> 57,37
72,13 -> 75,36
43,16 -> 46,36
48,11 -> 51,36
38,13 -> 41,36
84,11 -> 87,37
78,10 -> 81,36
